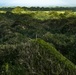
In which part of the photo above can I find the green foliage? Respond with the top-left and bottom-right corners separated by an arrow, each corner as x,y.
0,39 -> 76,75
0,8 -> 76,75
12,6 -> 25,14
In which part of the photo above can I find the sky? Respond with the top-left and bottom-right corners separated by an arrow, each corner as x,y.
0,0 -> 76,7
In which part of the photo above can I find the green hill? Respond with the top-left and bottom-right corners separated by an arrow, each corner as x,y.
0,39 -> 76,75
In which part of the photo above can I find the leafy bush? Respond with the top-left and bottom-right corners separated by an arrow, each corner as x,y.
0,39 -> 76,75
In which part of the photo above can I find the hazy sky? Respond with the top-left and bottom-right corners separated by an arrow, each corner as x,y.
0,0 -> 76,7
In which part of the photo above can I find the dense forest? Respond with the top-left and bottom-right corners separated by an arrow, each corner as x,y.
0,7 -> 76,75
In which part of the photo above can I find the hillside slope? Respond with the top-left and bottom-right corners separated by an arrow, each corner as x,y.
0,39 -> 76,75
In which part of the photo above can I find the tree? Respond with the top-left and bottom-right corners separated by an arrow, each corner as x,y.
12,6 -> 25,14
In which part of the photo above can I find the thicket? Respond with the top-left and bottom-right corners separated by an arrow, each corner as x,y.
0,8 -> 76,75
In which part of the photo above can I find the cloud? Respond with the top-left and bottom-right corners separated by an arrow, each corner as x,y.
0,0 -> 76,7
8,0 -> 64,6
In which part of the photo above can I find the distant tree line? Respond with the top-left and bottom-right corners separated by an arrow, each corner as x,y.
0,7 -> 76,11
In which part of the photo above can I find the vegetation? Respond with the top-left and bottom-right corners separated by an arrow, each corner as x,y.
0,7 -> 76,75
0,39 -> 76,75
